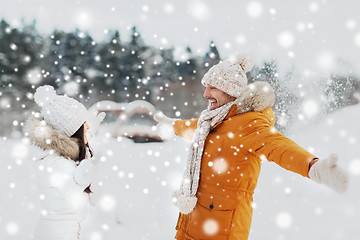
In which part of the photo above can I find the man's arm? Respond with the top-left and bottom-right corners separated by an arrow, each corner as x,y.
247,117 -> 349,193
154,112 -> 198,141
245,117 -> 316,178
173,119 -> 198,141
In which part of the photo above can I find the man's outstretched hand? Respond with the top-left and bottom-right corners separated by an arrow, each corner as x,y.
309,154 -> 350,193
154,112 -> 178,140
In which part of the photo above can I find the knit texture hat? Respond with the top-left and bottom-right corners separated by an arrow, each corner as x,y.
201,56 -> 254,98
34,85 -> 88,137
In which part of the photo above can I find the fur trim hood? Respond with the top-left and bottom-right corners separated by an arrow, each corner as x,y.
24,116 -> 80,160
234,81 -> 275,114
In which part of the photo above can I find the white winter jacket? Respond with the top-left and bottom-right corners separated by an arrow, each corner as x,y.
25,116 -> 95,239
34,154 -> 93,221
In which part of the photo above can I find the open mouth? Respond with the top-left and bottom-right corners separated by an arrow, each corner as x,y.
208,99 -> 217,110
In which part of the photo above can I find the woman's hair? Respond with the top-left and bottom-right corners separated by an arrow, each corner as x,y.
71,124 -> 93,193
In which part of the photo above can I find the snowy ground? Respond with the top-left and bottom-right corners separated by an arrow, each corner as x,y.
1,104 -> 360,240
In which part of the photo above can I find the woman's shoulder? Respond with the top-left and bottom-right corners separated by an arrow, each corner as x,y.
35,153 -> 77,170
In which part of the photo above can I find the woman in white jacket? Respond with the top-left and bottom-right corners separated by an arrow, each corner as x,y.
24,85 -> 105,240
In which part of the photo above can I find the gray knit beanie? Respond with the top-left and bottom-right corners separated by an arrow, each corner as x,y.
34,85 -> 88,137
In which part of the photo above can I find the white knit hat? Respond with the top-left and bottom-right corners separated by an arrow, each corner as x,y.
201,56 -> 254,98
34,85 -> 88,137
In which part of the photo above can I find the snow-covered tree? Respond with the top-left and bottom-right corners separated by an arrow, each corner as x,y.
248,60 -> 300,132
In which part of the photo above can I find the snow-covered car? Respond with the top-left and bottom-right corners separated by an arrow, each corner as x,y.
88,100 -> 128,122
89,100 -> 162,143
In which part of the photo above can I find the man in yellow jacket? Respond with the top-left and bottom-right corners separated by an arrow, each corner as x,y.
155,56 -> 349,240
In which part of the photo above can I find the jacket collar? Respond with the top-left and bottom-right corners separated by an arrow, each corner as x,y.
212,81 -> 276,129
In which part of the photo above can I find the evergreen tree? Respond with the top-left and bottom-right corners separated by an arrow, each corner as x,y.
40,29 -> 68,87
248,60 -> 299,132
41,29 -> 96,100
143,47 -> 179,103
0,19 -> 44,134
177,46 -> 199,82
122,26 -> 147,100
324,74 -> 360,112
0,19 -> 43,92
202,40 -> 221,74
94,30 -> 126,100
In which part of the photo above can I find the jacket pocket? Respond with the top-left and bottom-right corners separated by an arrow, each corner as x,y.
186,193 -> 238,239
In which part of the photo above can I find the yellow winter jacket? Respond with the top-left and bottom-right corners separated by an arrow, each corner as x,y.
173,104 -> 316,240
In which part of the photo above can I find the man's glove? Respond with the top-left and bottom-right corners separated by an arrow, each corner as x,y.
154,112 -> 178,140
86,110 -> 106,141
309,154 -> 350,193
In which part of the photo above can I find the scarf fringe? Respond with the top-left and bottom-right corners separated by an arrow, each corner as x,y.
173,191 -> 197,214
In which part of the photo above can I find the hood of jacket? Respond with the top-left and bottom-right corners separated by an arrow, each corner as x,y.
24,116 -> 80,160
234,81 -> 275,114
216,81 -> 276,126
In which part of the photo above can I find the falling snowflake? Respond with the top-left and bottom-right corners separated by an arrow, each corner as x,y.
276,212 -> 292,228
99,195 -> 117,211
202,218 -> 219,236
63,82 -> 80,97
164,3 -> 175,14
26,68 -> 42,85
278,31 -> 295,48
11,143 -> 29,159
188,1 -> 211,21
354,33 -> 360,47
349,159 -> 360,175
346,19 -> 356,30
236,35 -> 246,45
309,2 -> 320,12
6,222 -> 19,235
246,2 -> 263,18
316,51 -> 335,70
212,158 -> 228,174
302,100 -> 319,118
75,11 -> 93,29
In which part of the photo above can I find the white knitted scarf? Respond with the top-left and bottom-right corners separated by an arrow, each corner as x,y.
175,100 -> 236,214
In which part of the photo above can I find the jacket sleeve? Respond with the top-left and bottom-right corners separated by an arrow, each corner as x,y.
51,157 -> 94,189
244,113 -> 316,178
173,118 -> 198,141
50,157 -> 76,184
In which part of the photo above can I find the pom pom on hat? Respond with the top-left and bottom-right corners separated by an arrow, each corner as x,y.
33,85 -> 88,137
237,55 -> 254,73
34,85 -> 57,107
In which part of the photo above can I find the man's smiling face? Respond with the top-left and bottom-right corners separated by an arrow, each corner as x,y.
203,84 -> 236,110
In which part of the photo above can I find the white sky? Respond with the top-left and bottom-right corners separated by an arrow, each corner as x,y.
1,0 -> 360,77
